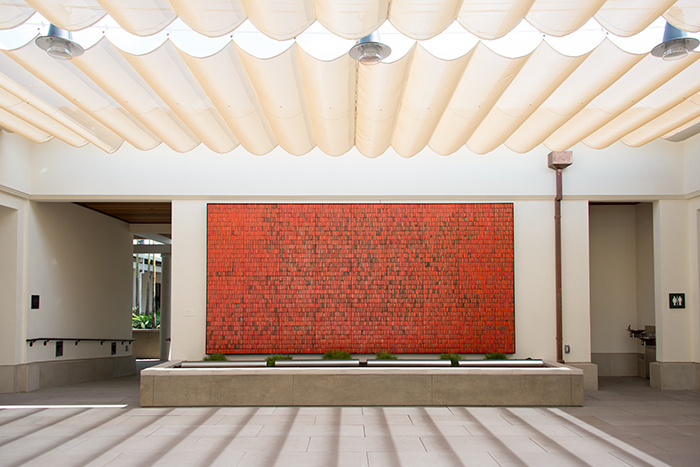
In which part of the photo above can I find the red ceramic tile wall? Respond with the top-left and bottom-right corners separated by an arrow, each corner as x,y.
206,204 -> 514,354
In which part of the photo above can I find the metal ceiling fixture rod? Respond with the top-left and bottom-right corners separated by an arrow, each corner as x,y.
548,151 -> 573,364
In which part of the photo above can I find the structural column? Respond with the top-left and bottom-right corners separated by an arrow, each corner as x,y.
160,253 -> 171,361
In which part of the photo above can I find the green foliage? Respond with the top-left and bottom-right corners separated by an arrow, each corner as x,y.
440,353 -> 462,366
322,349 -> 352,360
203,353 -> 227,361
132,309 -> 160,329
266,354 -> 292,366
484,352 -> 508,360
375,351 -> 397,360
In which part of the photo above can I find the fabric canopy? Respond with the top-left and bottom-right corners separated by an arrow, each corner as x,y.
0,1 -> 699,157
2,1 -> 699,40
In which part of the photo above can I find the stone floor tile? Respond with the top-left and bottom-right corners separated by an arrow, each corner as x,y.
257,424 -> 365,438
637,452 -> 700,467
274,406 -> 364,415
368,450 -> 499,466
615,406 -> 700,417
189,435 -> 311,452
421,435 -> 546,454
64,432 -> 198,454
237,450 -> 369,467
667,425 -> 700,437
149,423 -> 263,437
217,406 -> 277,415
100,449 -> 247,466
364,424 -> 469,438
308,436 -> 426,452
465,423 -> 582,438
489,449 -> 632,466
314,413 -> 413,425
14,449 -> 123,467
592,414 -> 700,427
363,406 -> 454,416
638,433 -> 700,454
217,413 -> 318,426
528,434 -> 667,455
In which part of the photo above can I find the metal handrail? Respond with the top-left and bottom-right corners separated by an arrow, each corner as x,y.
26,337 -> 135,347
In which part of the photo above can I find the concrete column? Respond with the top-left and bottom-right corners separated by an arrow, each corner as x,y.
160,253 -> 171,361
653,200 -> 691,364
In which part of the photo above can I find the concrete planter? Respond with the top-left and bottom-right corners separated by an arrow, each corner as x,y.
132,329 -> 160,359
140,360 -> 584,407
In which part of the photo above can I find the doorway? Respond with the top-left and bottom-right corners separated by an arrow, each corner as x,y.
589,203 -> 655,379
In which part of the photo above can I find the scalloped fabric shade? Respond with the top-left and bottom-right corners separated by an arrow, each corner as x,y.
1,1 -> 700,155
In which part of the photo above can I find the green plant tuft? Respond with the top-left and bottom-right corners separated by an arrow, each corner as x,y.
203,353 -> 227,361
375,351 -> 397,360
132,309 -> 160,329
440,353 -> 462,366
484,352 -> 507,360
266,354 -> 292,366
323,349 -> 352,360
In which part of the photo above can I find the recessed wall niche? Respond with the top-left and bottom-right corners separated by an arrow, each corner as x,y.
206,203 -> 514,354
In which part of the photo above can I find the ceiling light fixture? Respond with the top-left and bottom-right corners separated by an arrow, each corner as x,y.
349,32 -> 391,65
651,22 -> 699,61
35,24 -> 84,60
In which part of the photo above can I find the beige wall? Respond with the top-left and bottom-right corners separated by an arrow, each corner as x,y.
0,193 -> 28,368
589,204 -> 640,354
0,131 -> 32,197
0,204 -> 19,366
170,198 -> 593,362
25,202 -> 134,363
562,200 -> 592,363
636,203 -> 655,328
2,131 -> 699,368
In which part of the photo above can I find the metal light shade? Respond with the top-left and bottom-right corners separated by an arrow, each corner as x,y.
651,22 -> 699,61
349,32 -> 391,65
35,24 -> 84,60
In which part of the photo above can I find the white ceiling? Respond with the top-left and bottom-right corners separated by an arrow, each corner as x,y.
1,0 -> 699,157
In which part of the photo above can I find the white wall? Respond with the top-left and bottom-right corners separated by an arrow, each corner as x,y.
25,202 -> 133,363
685,134 -> 700,196
0,131 -> 32,197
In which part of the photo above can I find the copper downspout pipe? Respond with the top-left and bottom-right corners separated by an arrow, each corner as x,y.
548,151 -> 572,364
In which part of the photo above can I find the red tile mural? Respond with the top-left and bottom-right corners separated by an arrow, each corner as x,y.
207,204 -> 514,354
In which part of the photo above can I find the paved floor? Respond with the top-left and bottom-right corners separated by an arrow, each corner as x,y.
1,371 -> 699,467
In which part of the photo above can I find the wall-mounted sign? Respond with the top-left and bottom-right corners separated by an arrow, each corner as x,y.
669,293 -> 685,309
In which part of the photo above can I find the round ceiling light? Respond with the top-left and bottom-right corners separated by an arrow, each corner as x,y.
651,22 -> 699,61
349,32 -> 391,65
35,24 -> 84,60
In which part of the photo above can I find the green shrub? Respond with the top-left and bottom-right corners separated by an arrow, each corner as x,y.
440,353 -> 462,366
323,349 -> 352,360
266,354 -> 292,366
203,353 -> 227,361
484,352 -> 507,360
375,351 -> 397,360
132,309 -> 160,329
